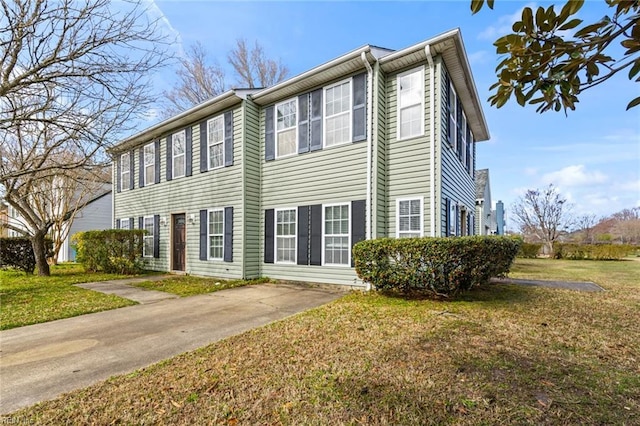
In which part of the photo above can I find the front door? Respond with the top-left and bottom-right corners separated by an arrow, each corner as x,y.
172,214 -> 186,271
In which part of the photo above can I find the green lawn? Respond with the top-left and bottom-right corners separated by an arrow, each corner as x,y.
8,258 -> 639,425
131,275 -> 270,296
0,264 -> 138,330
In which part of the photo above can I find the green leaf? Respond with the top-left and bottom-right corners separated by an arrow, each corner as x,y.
626,96 -> 640,110
522,7 -> 534,32
561,0 -> 584,17
471,0 -> 484,14
574,22 -> 606,38
559,18 -> 583,31
628,59 -> 640,79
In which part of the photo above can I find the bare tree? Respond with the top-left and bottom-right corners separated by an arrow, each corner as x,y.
610,207 -> 640,244
512,184 -> 573,256
228,39 -> 289,89
162,42 -> 227,117
0,0 -> 171,275
575,213 -> 598,244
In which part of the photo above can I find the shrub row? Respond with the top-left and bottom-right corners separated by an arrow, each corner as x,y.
0,237 -> 53,274
73,229 -> 145,274
553,243 -> 635,260
353,236 -> 521,298
517,242 -> 543,258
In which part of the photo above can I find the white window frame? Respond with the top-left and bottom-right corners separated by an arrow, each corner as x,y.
207,115 -> 225,170
448,81 -> 457,150
207,208 -> 224,260
274,207 -> 297,264
323,78 -> 352,148
396,197 -> 424,238
275,98 -> 298,158
322,203 -> 351,267
449,201 -> 458,237
468,132 -> 474,176
172,130 -> 186,179
143,143 -> 155,186
143,216 -> 154,258
119,219 -> 131,230
460,112 -> 467,164
397,67 -> 425,141
120,152 -> 130,191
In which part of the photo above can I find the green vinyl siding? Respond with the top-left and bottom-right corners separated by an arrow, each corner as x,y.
437,59 -> 475,235
114,103 -> 245,278
242,99 -> 261,278
373,62 -> 387,239
385,63 -> 433,238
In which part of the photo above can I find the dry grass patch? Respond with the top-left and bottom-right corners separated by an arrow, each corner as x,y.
7,259 -> 640,425
131,276 -> 270,296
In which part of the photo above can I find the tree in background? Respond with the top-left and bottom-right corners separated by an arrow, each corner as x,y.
610,207 -> 640,244
0,0 -> 171,275
575,213 -> 598,243
512,184 -> 573,255
163,39 -> 289,116
471,0 -> 640,112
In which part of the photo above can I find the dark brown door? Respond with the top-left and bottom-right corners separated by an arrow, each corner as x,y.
172,214 -> 186,271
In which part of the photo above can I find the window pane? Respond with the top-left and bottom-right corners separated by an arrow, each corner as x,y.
277,128 -> 296,157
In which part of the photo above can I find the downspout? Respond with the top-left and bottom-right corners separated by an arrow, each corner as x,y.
425,45 -> 436,237
361,51 -> 373,291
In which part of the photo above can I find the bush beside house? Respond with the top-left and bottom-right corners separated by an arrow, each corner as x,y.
0,237 -> 53,274
73,229 -> 145,274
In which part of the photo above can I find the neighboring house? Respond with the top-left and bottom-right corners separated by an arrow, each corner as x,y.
110,29 -> 490,286
475,168 -> 493,235
5,204 -> 27,238
0,200 -> 8,237
57,189 -> 112,262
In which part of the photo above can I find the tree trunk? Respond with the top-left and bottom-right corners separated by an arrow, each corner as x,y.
546,241 -> 554,258
32,231 -> 51,276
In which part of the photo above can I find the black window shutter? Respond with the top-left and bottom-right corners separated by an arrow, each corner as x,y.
166,135 -> 173,181
129,151 -> 134,190
115,219 -> 121,229
129,217 -> 134,229
297,206 -> 309,265
351,200 -> 366,267
224,111 -> 234,167
265,106 -> 275,161
264,209 -> 274,263
116,156 -> 121,193
199,209 -> 207,260
298,93 -> 310,153
138,147 -> 145,188
352,73 -> 367,142
310,89 -> 323,151
138,216 -> 143,230
309,204 -> 322,265
185,126 -> 193,176
154,140 -> 161,184
153,214 -> 160,258
224,206 -> 233,262
200,121 -> 208,173
445,198 -> 450,237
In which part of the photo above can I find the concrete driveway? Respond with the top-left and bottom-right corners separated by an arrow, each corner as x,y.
0,283 -> 344,414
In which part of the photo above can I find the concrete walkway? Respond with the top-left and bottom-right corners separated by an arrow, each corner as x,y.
490,277 -> 605,292
75,275 -> 178,304
0,283 -> 345,414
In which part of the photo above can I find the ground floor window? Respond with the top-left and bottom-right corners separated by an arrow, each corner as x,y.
397,198 -> 423,238
208,209 -> 224,260
324,204 -> 350,266
276,208 -> 296,263
143,216 -> 154,257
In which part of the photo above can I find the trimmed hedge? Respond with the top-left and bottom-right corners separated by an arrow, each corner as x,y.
553,243 -> 635,260
353,236 -> 521,298
518,242 -> 543,258
73,229 -> 145,274
0,237 -> 53,274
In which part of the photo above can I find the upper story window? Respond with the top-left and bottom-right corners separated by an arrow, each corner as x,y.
276,98 -> 297,157
448,81 -> 457,150
143,143 -> 155,186
275,208 -> 296,263
172,130 -> 186,178
323,203 -> 350,266
143,216 -> 154,257
397,198 -> 423,238
208,116 -> 224,170
120,152 -> 130,191
459,113 -> 467,163
324,80 -> 351,147
397,67 -> 424,140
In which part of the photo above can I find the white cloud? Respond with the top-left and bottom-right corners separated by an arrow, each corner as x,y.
468,50 -> 489,65
477,3 -> 536,41
140,0 -> 183,55
542,165 -> 608,188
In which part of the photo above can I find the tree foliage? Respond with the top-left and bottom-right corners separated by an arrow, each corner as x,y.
228,39 -> 289,89
0,0 -> 171,275
511,184 -> 573,255
471,0 -> 640,112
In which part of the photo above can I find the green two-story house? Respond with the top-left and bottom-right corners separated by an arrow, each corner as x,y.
110,29 -> 489,286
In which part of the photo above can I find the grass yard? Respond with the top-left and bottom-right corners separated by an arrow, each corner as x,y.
0,264 -> 138,330
131,275 -> 270,296
7,259 -> 640,425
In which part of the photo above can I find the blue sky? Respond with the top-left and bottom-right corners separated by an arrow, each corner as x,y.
147,0 -> 640,228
